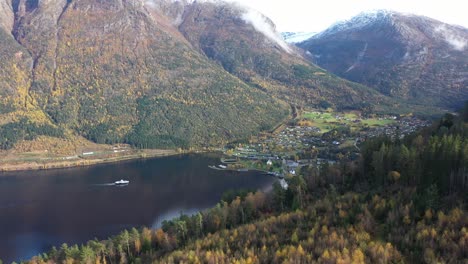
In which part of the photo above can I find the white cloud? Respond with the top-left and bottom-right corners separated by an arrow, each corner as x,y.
435,25 -> 467,51
241,9 -> 292,53
445,36 -> 467,50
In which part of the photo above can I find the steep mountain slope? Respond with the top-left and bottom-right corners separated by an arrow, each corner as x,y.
177,1 -> 390,110
0,0 -> 289,149
0,2 -> 417,152
299,10 -> 468,109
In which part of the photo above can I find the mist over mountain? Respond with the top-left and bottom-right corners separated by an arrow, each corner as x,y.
299,10 -> 468,109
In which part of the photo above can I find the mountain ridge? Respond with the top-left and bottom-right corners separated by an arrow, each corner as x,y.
0,2 -> 443,152
0,0 -> 294,150
298,10 -> 468,109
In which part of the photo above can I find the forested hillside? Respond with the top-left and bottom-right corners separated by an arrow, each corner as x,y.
22,105 -> 468,263
178,1 -> 389,110
0,0 -> 431,152
0,0 -> 291,150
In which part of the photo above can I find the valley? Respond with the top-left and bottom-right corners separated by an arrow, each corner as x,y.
0,0 -> 448,157
0,107 -> 430,173
18,103 -> 468,264
0,1 -> 466,263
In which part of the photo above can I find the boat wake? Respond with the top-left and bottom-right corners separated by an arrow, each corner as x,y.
92,180 -> 130,186
91,183 -> 117,186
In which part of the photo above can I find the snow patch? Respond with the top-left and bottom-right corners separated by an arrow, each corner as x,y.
144,0 -> 197,9
145,0 -> 157,8
345,42 -> 368,73
314,10 -> 394,39
403,51 -> 410,60
419,47 -> 428,55
435,25 -> 467,51
282,32 -> 317,43
241,9 -> 292,53
172,12 -> 183,26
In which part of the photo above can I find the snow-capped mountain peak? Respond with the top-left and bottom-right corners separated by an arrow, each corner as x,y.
298,10 -> 468,109
313,10 -> 397,39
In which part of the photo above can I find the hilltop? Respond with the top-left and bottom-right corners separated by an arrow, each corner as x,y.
299,10 -> 468,109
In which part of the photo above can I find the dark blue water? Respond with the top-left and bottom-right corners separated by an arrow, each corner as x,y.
0,154 -> 274,263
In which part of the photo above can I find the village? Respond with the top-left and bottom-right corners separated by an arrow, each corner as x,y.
216,110 -> 432,180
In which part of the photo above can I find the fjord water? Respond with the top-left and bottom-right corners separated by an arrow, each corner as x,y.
0,154 -> 275,263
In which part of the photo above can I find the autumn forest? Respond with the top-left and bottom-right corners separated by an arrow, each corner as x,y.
18,105 -> 468,264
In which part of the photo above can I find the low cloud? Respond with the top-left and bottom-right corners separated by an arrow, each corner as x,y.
143,0 -> 293,53
241,9 -> 292,53
435,25 -> 467,51
445,35 -> 467,50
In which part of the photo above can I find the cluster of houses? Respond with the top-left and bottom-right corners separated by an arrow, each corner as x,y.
357,116 -> 431,141
260,126 -> 321,152
228,113 -> 430,174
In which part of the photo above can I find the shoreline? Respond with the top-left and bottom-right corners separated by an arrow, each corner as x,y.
208,165 -> 283,178
0,149 -> 188,173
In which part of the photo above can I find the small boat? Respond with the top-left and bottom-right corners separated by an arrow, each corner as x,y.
115,179 -> 129,185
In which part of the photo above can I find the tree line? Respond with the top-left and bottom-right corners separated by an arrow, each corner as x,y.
0,118 -> 63,150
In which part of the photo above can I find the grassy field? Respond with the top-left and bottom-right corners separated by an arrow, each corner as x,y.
300,110 -> 396,133
303,112 -> 334,120
361,119 -> 395,126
